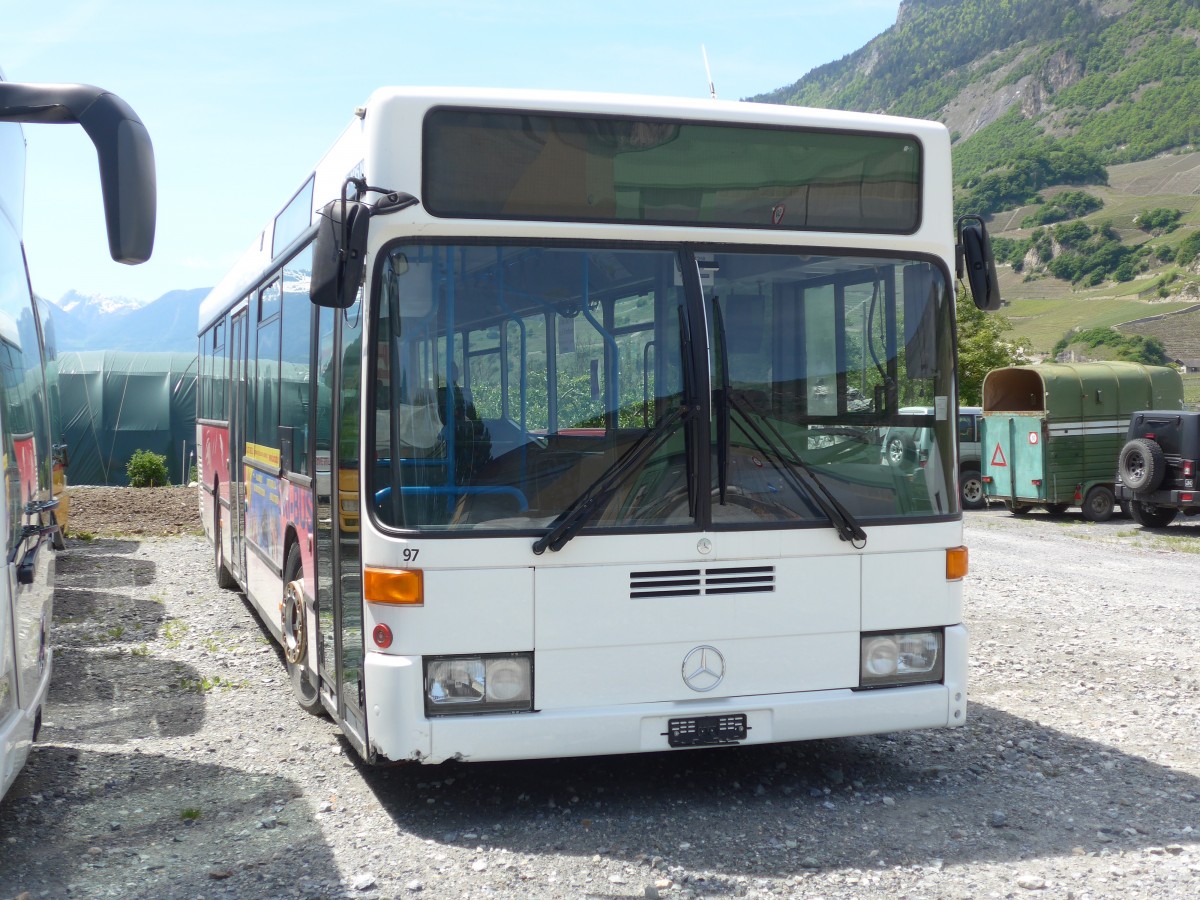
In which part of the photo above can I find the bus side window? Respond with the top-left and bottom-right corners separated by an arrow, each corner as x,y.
281,246 -> 314,474
254,279 -> 282,453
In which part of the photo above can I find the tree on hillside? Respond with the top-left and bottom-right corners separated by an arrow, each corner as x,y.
1051,326 -> 1168,364
956,285 -> 1026,405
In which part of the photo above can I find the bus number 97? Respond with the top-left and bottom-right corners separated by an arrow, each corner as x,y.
403,548 -> 420,563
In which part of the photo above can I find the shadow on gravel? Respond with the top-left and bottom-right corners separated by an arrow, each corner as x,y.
57,547 -> 157,587
61,537 -> 144,557
0,746 -> 340,898
53,587 -> 166,643
47,537 -> 206,740
353,701 -> 1199,877
45,648 -> 208,740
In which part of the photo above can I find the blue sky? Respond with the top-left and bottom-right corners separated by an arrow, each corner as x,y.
1,1 -> 902,306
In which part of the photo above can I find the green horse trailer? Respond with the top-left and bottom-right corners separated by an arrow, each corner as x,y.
981,362 -> 1183,521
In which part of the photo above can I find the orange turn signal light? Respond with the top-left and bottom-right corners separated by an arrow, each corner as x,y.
364,567 -> 424,605
946,546 -> 969,581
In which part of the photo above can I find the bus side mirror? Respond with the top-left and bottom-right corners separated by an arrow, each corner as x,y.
0,82 -> 156,264
957,215 -> 1001,311
311,199 -> 369,309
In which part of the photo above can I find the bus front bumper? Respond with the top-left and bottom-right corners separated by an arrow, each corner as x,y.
363,625 -> 968,764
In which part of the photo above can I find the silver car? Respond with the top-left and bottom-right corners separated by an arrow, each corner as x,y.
881,405 -> 984,510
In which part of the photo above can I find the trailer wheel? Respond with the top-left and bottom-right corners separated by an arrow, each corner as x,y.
1129,500 -> 1177,529
1119,438 -> 1165,493
1004,501 -> 1032,516
1081,485 -> 1115,522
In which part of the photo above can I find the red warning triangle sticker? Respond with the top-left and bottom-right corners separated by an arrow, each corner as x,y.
991,443 -> 1008,467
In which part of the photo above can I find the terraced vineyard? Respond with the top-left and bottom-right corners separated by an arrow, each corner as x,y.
990,151 -> 1200,358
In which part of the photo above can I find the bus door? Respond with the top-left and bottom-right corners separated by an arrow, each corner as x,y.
228,307 -> 249,581
313,300 -> 367,750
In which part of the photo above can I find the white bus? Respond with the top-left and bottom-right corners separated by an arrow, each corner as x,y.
0,77 -> 156,800
198,88 -> 999,765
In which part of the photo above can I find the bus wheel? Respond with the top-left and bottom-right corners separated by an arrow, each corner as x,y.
1081,485 -> 1115,523
214,489 -> 236,589
283,544 -> 325,716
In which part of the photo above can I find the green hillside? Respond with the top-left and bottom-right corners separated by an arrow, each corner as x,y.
754,0 -> 1200,362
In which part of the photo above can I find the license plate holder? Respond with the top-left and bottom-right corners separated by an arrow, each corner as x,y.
666,713 -> 748,748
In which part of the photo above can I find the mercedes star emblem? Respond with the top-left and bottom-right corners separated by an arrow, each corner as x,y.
681,645 -> 726,692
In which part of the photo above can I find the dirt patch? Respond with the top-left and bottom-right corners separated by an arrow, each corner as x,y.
66,485 -> 201,537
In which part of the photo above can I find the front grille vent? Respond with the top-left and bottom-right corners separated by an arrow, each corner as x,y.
630,568 -> 701,598
705,565 -> 775,595
630,565 -> 775,599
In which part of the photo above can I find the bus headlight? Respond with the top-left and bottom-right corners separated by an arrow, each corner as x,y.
424,653 -> 532,715
858,630 -> 943,688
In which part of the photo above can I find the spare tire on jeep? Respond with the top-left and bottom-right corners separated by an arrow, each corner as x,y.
1118,437 -> 1165,493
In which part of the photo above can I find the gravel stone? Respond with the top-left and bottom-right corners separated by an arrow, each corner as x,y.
1,490 -> 1199,898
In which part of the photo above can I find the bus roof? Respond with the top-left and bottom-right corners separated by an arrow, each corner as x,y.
361,86 -> 949,132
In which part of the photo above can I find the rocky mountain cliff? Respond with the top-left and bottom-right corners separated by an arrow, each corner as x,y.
754,0 -> 1199,218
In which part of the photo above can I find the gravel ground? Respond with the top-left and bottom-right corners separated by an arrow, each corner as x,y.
2,492 -> 1199,899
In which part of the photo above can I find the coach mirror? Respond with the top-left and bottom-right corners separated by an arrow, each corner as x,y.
311,199 -> 369,309
0,81 -> 156,263
957,215 -> 1002,312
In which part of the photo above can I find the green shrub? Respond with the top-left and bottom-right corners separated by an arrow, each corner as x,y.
1135,207 -> 1183,234
1020,190 -> 1104,227
1051,327 -> 1168,365
127,449 -> 169,487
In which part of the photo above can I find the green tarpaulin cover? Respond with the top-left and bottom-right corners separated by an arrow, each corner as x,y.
54,351 -> 197,486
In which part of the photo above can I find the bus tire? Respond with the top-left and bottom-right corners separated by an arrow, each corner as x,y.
214,488 -> 237,589
283,543 -> 325,717
1081,485 -> 1115,523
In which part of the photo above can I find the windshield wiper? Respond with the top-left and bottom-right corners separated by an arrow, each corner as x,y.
532,403 -> 695,555
709,296 -> 864,545
724,391 -> 867,546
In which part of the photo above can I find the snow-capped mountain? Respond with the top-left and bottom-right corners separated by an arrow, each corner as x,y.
55,289 -> 151,319
44,287 -> 210,353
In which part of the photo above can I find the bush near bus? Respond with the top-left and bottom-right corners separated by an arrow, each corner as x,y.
127,449 -> 169,487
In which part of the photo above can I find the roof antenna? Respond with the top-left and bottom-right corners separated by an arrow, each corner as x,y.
701,45 -> 717,99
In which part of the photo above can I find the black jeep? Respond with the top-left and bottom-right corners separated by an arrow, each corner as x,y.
1115,410 -> 1200,528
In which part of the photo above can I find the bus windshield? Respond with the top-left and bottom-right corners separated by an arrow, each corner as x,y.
368,243 -> 956,535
